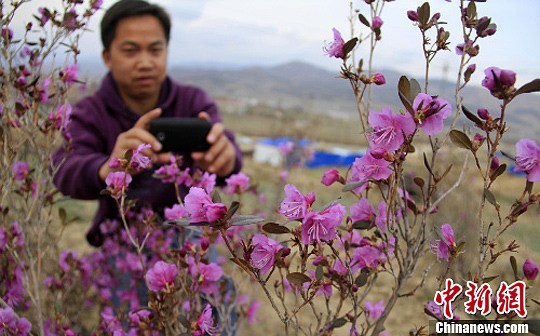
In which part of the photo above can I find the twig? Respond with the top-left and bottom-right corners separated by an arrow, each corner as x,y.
428,153 -> 469,213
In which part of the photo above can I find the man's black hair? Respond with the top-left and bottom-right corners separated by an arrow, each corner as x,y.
100,0 -> 171,51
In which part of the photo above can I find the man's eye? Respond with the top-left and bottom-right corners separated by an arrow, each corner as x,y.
122,49 -> 136,55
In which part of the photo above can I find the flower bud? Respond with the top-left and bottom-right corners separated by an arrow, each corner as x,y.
476,16 -> 497,37
372,73 -> 386,85
477,108 -> 490,120
16,76 -> 27,87
407,10 -> 419,22
108,157 -> 122,169
490,156 -> 500,171
372,16 -> 383,30
1,28 -> 13,42
523,258 -> 539,281
312,255 -> 327,266
321,168 -> 340,186
464,63 -> 476,82
482,67 -> 517,100
201,236 -> 210,251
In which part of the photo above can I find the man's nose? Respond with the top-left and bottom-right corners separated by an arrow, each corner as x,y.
137,52 -> 153,69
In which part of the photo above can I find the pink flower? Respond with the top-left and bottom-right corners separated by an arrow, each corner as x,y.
375,201 -> 388,233
205,203 -> 228,223
37,7 -> 52,26
12,161 -> 29,181
304,270 -> 332,297
0,308 -> 31,334
130,143 -> 152,171
321,168 -> 340,186
105,171 -> 132,199
128,309 -> 152,327
350,198 -> 375,223
324,28 -> 345,59
194,170 -> 216,193
441,223 -> 455,246
164,203 -> 187,221
350,153 -> 392,183
431,223 -> 456,262
412,93 -> 452,136
365,300 -> 385,321
187,257 -> 223,295
481,67 -> 516,99
515,139 -> 540,182
90,0 -> 103,10
353,245 -> 384,270
338,231 -> 366,252
154,159 -> 182,183
59,250 -> 78,272
225,172 -> 250,195
301,203 -> 346,244
246,301 -> 261,324
198,263 -> 224,294
60,64 -> 78,84
250,234 -> 283,274
38,78 -> 52,104
184,187 -> 228,223
523,258 -> 539,281
195,304 -> 216,336
278,141 -> 294,156
145,261 -> 178,293
372,16 -> 383,29
279,170 -> 289,182
425,301 -> 444,320
455,40 -> 474,56
48,103 -> 72,130
279,184 -> 315,220
331,258 -> 348,276
367,107 -> 416,151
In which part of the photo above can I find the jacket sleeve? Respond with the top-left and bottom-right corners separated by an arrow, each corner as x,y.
190,88 -> 243,177
51,102 -> 109,200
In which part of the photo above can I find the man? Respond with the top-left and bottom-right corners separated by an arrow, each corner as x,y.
52,0 -> 242,246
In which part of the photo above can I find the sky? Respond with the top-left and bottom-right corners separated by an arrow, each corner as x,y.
11,0 -> 540,86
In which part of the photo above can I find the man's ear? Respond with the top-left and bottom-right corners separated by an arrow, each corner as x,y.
102,49 -> 112,70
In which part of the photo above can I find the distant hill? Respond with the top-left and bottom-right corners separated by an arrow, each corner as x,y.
168,61 -> 540,141
80,60 -> 540,141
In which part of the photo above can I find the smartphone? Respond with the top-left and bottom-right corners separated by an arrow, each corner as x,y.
149,118 -> 212,153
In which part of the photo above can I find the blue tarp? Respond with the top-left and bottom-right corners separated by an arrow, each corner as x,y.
257,137 -> 362,168
258,137 -> 310,146
306,151 -> 362,168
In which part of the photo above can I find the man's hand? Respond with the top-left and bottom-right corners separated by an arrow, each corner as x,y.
98,108 -> 169,181
191,112 -> 236,177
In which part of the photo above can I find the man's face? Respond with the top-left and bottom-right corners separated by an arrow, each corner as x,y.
103,15 -> 168,104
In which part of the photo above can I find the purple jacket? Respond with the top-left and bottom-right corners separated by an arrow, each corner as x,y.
52,73 -> 242,246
